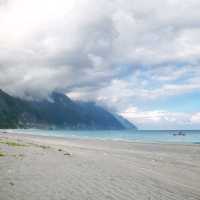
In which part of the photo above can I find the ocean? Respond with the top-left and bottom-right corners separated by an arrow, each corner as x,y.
3,129 -> 200,144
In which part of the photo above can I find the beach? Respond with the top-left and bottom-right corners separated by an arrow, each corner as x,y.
0,131 -> 200,200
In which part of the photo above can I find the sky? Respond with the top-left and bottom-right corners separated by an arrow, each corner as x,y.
0,0 -> 200,129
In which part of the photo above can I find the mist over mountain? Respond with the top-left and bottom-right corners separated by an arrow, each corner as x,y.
0,89 -> 137,130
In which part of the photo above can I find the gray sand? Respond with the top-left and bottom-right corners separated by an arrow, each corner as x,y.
0,132 -> 200,200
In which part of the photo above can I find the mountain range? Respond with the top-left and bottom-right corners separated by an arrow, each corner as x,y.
0,89 -> 137,130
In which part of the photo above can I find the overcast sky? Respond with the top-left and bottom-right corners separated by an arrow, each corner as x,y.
1,0 -> 200,129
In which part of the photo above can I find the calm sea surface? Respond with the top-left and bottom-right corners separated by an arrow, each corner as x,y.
4,129 -> 200,144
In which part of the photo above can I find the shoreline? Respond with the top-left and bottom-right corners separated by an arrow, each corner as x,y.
1,129 -> 200,145
0,131 -> 200,200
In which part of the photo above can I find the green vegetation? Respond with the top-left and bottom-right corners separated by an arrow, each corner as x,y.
0,89 -> 136,130
0,151 -> 5,157
0,140 -> 26,147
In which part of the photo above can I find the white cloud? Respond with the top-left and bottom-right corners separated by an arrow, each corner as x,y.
1,0 -> 200,96
190,113 -> 200,124
120,107 -> 200,129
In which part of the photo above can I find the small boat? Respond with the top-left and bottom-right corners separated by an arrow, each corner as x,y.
173,131 -> 186,136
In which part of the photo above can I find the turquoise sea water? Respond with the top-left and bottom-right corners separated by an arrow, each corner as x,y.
4,129 -> 200,144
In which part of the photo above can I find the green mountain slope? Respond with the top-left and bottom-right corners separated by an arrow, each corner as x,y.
0,89 -> 137,130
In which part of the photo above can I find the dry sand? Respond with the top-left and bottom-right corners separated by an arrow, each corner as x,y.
0,131 -> 200,200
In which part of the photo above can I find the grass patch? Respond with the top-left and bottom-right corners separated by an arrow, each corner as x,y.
0,151 -> 5,157
0,140 -> 26,147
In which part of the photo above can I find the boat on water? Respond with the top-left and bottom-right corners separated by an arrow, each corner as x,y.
173,131 -> 186,136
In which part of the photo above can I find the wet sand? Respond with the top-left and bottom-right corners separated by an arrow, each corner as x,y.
0,131 -> 200,200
